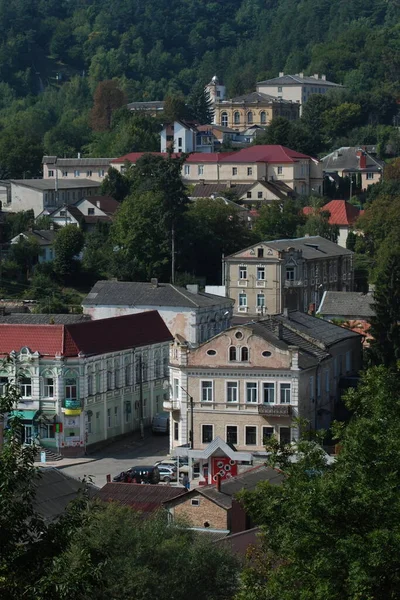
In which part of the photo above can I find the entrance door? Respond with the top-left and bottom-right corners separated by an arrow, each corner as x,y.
24,425 -> 33,444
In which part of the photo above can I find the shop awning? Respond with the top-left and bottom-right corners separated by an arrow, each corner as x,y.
37,412 -> 57,422
9,410 -> 38,421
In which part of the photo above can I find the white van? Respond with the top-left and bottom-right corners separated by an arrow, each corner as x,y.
151,412 -> 169,434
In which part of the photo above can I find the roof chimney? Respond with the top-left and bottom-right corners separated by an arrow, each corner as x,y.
357,150 -> 367,169
186,284 -> 199,295
96,200 -> 101,208
151,278 -> 158,288
321,74 -> 326,81
283,308 -> 289,318
77,152 -> 81,159
299,72 -> 304,78
279,72 -> 284,77
313,73 -> 319,79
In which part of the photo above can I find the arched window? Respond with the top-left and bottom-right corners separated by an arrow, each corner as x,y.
221,112 -> 228,127
95,364 -> 100,394
154,351 -> 161,379
260,111 -> 266,124
234,111 -> 240,124
87,366 -> 93,396
124,356 -> 131,386
229,346 -> 237,362
115,359 -> 120,388
247,112 -> 253,124
241,347 -> 249,361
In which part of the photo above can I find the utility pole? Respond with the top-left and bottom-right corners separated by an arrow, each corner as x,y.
189,394 -> 194,449
139,354 -> 144,439
171,224 -> 175,284
54,157 -> 59,207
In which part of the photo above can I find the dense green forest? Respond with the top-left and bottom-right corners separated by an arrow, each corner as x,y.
0,0 -> 399,176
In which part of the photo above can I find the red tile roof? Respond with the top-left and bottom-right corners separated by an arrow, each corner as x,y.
0,311 -> 173,358
302,206 -> 314,216
303,200 -> 361,226
94,483 -> 187,513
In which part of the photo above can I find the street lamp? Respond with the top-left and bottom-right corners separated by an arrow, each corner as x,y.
163,380 -> 194,449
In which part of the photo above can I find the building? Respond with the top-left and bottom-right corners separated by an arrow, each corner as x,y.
214,91 -> 299,129
163,465 -> 284,534
110,146 -> 323,193
95,482 -> 186,516
165,311 -> 362,453
46,196 -> 119,230
0,179 -> 101,217
190,180 -> 294,204
127,100 -> 165,115
256,72 -> 344,113
43,156 -> 115,182
224,236 -> 354,317
317,291 -> 374,321
0,311 -> 172,456
205,76 -> 227,106
303,199 -> 363,248
10,228 -> 57,263
321,147 -> 385,190
82,280 -> 233,347
160,120 -> 199,153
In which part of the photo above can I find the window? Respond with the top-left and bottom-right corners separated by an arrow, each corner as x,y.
142,358 -> 148,381
245,426 -> 257,445
88,370 -> 94,396
20,377 -> 32,398
366,172 -> 374,180
263,382 -> 275,403
0,376 -> 8,394
239,293 -> 247,307
107,408 -> 111,428
280,427 -> 291,444
257,248 -> 264,258
277,166 -> 283,175
247,112 -> 253,124
246,191 -> 252,198
239,265 -> 247,279
234,111 -> 240,124
201,381 -> 213,402
88,207 -> 95,215
125,401 -> 131,423
226,381 -> 238,402
241,347 -> 249,361
246,382 -> 258,403
86,170 -> 92,177
198,165 -> 204,175
191,499 -> 200,506
278,86 -> 282,93
257,266 -> 265,280
229,346 -> 237,362
247,167 -> 253,176
184,164 -> 190,175
232,167 -> 237,176
174,421 -> 179,441
163,355 -> 168,376
202,424 -> 213,443
99,169 -> 105,177
65,378 -> 77,400
257,191 -> 263,199
221,112 -> 228,127
262,426 -> 274,441
280,383 -> 291,404
60,210 -> 66,217
107,362 -> 113,390
178,137 -> 182,148
44,377 -> 54,398
226,426 -> 238,445
96,411 -> 100,433
74,170 -> 80,177
286,267 -> 295,281
115,360 -> 121,388
62,170 -> 68,177
173,378 -> 179,399
114,406 -> 119,426
87,413 -> 92,434
48,170 -> 54,177
125,362 -> 131,386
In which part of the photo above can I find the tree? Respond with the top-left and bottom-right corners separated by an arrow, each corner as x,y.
298,207 -> 339,242
163,93 -> 187,122
384,157 -> 400,181
238,366 -> 400,600
187,80 -> 214,124
100,167 -> 131,202
368,252 -> 400,368
253,199 -> 305,240
53,226 -> 84,278
255,117 -> 292,147
8,236 -> 41,280
90,80 -> 127,131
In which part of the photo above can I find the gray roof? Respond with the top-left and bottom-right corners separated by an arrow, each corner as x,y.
190,183 -> 252,199
10,179 -> 101,191
83,280 -> 233,309
225,91 -> 294,105
321,147 -> 385,173
43,156 -> 115,167
127,100 -> 165,110
0,314 -> 91,324
13,229 -> 57,246
257,74 -> 343,87
264,235 -> 353,259
317,291 -> 375,318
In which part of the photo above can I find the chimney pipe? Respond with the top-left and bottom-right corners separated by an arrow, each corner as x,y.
151,278 -> 158,288
279,72 -> 284,77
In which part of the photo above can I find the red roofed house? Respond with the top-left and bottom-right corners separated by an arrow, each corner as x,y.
109,145 -> 323,196
0,311 -> 173,456
303,199 -> 363,248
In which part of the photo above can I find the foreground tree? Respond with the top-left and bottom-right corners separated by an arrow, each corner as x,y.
253,199 -> 304,240
90,80 -> 127,131
187,80 -> 214,124
53,225 -> 84,278
238,366 -> 400,600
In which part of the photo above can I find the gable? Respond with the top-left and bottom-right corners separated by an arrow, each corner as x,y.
226,242 -> 279,260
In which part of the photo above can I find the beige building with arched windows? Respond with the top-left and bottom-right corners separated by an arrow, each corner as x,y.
213,92 -> 300,129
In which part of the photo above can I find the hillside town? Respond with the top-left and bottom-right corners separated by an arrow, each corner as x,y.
2,1 -> 400,597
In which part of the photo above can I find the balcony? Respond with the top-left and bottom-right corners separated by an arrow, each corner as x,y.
163,399 -> 180,412
284,279 -> 304,288
258,404 -> 292,416
62,398 -> 82,416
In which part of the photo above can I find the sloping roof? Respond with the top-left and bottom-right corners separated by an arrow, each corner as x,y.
321,147 -> 385,173
190,183 -> 252,198
94,482 -> 186,513
214,527 -> 261,559
0,311 -> 173,358
274,310 -> 361,345
257,74 -> 342,87
317,291 -> 375,318
43,156 -> 115,167
83,281 -> 232,309
81,196 -> 120,215
321,199 -> 361,226
33,468 -> 95,522
10,179 -> 100,190
224,91 -> 293,105
264,235 -> 353,259
16,229 -> 57,246
127,100 -> 165,111
0,314 -> 91,324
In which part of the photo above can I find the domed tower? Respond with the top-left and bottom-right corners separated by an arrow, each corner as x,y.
205,75 -> 226,104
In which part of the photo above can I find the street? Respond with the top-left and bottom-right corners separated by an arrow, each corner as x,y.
55,431 -> 170,488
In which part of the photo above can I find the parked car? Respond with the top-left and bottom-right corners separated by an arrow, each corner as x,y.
157,464 -> 177,483
152,412 -> 169,434
113,465 -> 161,484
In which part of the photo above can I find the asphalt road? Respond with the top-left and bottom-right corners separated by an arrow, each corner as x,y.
59,431 -> 170,488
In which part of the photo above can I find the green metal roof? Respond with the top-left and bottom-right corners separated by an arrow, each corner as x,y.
9,410 -> 38,421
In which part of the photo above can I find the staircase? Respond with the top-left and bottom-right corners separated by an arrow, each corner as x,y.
35,445 -> 63,462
